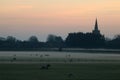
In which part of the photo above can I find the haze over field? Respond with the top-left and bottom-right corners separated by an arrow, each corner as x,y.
0,0 -> 120,41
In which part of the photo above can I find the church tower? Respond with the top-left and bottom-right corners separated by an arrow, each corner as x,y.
92,18 -> 100,35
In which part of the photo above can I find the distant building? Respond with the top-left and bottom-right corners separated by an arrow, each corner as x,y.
65,18 -> 105,48
92,18 -> 101,35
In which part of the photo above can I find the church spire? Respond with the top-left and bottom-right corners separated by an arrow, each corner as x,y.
92,18 -> 100,35
95,18 -> 98,30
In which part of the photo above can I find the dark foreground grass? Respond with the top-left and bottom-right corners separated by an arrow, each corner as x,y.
0,63 -> 120,80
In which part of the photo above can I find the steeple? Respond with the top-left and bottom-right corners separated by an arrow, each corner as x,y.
92,18 -> 100,35
95,18 -> 98,30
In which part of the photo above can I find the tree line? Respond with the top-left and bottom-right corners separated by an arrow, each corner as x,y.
0,33 -> 120,50
0,35 -> 64,50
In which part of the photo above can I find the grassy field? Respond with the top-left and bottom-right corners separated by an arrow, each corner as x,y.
0,63 -> 120,80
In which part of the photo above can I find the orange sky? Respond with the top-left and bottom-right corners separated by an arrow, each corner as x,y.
0,0 -> 120,41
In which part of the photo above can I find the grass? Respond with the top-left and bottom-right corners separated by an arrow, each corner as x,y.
0,63 -> 120,80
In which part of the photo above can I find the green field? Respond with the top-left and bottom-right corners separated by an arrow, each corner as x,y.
0,63 -> 120,80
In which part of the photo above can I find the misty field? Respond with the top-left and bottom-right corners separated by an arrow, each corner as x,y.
0,51 -> 120,80
0,63 -> 120,80
0,51 -> 120,63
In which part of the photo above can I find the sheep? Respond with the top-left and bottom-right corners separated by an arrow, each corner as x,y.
68,73 -> 73,78
40,64 -> 51,70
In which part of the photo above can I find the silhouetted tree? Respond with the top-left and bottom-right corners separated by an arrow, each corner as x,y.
4,36 -> 18,49
6,36 -> 17,42
27,36 -> 41,49
28,36 -> 39,43
46,34 -> 64,48
107,35 -> 120,49
0,37 -> 5,41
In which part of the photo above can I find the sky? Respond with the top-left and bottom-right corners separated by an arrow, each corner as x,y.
0,0 -> 120,41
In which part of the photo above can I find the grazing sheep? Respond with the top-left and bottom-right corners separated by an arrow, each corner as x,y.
36,54 -> 38,56
68,73 -> 73,78
40,55 -> 43,58
40,64 -> 51,70
13,57 -> 16,61
69,59 -> 73,63
11,57 -> 16,62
